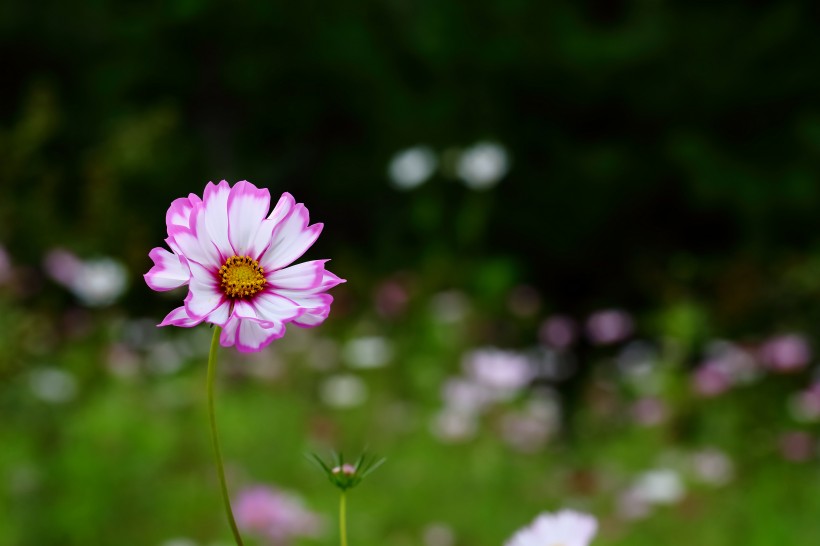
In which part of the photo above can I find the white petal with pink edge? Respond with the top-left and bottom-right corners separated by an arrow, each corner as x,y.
144,248 -> 191,291
246,219 -> 277,261
219,315 -> 285,352
159,305 -> 204,327
267,260 -> 327,291
259,205 -> 323,271
184,261 -> 229,324
201,181 -> 234,260
228,181 -> 271,256
268,192 -> 296,225
168,206 -> 221,269
165,194 -> 202,234
245,291 -> 305,323
276,291 -> 333,328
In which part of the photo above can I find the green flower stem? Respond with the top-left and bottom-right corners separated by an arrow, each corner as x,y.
207,326 -> 244,546
339,491 -> 348,546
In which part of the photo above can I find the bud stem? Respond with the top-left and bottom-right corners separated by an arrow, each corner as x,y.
339,491 -> 348,546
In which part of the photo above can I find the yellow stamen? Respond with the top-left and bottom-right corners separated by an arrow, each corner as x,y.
219,255 -> 266,298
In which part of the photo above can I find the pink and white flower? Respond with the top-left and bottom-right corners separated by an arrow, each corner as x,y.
144,180 -> 344,352
505,510 -> 597,546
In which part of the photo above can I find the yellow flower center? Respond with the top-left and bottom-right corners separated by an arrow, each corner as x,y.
219,255 -> 266,298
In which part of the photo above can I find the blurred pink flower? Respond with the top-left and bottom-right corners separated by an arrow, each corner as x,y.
144,181 -> 344,352
691,363 -> 731,398
43,248 -> 83,287
778,431 -> 815,462
462,348 -> 534,398
234,486 -> 323,545
374,278 -> 409,318
585,309 -> 633,346
789,385 -> 820,422
631,397 -> 667,427
539,315 -> 578,349
759,334 -> 811,373
0,245 -> 12,284
505,510 -> 597,546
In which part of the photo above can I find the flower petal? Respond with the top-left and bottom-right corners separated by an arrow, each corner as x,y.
219,315 -> 285,352
267,260 -> 326,291
227,181 -> 271,256
276,291 -> 333,328
259,204 -> 323,271
184,260 -> 229,324
236,291 -> 304,324
169,205 -> 222,268
317,268 -> 345,292
165,193 -> 202,234
268,192 -> 296,225
201,180 -> 234,260
158,305 -> 203,327
292,299 -> 332,327
144,247 -> 190,291
246,219 -> 277,261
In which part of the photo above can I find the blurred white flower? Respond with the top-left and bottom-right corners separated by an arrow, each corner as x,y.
456,142 -> 509,190
789,384 -> 820,422
703,340 -> 760,384
463,348 -> 534,399
423,523 -> 455,546
441,377 -> 492,415
430,291 -> 469,323
320,374 -> 367,408
616,487 -> 651,520
430,409 -> 477,443
630,469 -> 685,505
691,448 -> 734,486
44,248 -> 128,307
505,510 -> 597,546
29,367 -> 77,404
616,341 -> 656,379
343,336 -> 393,369
388,146 -> 438,190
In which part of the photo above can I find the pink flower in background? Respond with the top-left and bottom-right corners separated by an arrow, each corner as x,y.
778,431 -> 815,462
630,397 -> 667,427
144,181 -> 344,352
505,510 -> 597,546
0,245 -> 12,284
585,309 -> 633,346
234,486 -> 323,545
691,363 -> 731,397
759,333 -> 811,373
539,315 -> 578,349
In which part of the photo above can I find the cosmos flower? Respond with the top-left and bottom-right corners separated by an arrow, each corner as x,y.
144,180 -> 344,352
234,485 -> 323,545
505,510 -> 597,546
